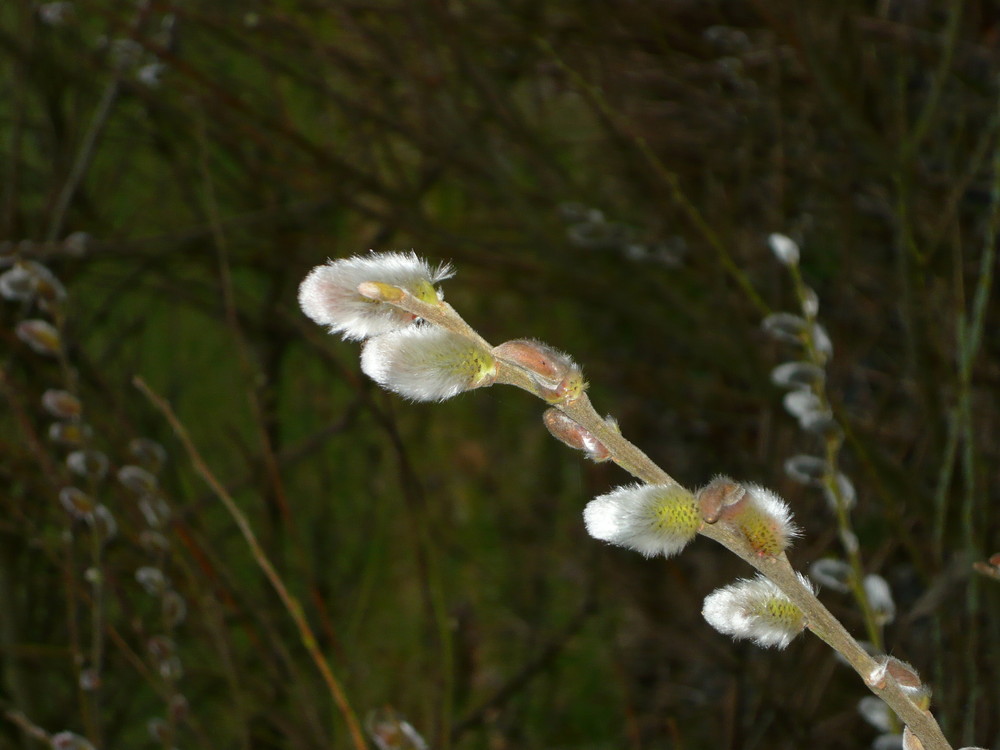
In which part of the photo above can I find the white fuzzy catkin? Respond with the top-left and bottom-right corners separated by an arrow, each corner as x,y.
768,233 -> 800,265
823,471 -> 857,511
298,251 -> 453,340
809,558 -> 852,592
702,573 -> 812,649
728,483 -> 799,556
583,483 -> 700,558
782,388 -> 824,421
770,361 -> 825,390
863,573 -> 896,625
784,454 -> 827,485
361,325 -> 496,402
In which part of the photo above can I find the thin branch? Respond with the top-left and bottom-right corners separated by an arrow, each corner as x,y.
375,282 -> 956,750
132,377 -> 368,750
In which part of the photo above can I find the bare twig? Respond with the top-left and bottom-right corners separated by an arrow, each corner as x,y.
133,377 -> 368,750
377,283 -> 956,750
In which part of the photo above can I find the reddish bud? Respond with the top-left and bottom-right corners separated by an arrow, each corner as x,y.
697,476 -> 746,523
542,409 -> 611,462
493,339 -> 586,403
868,656 -> 926,706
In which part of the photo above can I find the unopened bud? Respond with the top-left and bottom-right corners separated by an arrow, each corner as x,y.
696,476 -> 745,523
542,409 -> 611,462
868,656 -> 930,708
868,655 -> 921,689
492,339 -> 586,403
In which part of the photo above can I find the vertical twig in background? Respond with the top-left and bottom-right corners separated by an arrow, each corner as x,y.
133,377 -> 368,750
45,80 -> 120,244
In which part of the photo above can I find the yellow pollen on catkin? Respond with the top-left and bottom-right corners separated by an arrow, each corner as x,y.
763,598 -> 803,629
736,506 -> 788,557
652,488 -> 701,538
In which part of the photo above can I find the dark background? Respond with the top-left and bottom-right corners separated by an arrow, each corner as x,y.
1,1 -> 998,748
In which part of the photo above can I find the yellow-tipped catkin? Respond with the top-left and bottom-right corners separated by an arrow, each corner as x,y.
299,251 -> 452,341
703,573 -> 811,649
734,504 -> 788,557
716,482 -> 798,557
361,325 -> 496,402
584,483 -> 700,558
